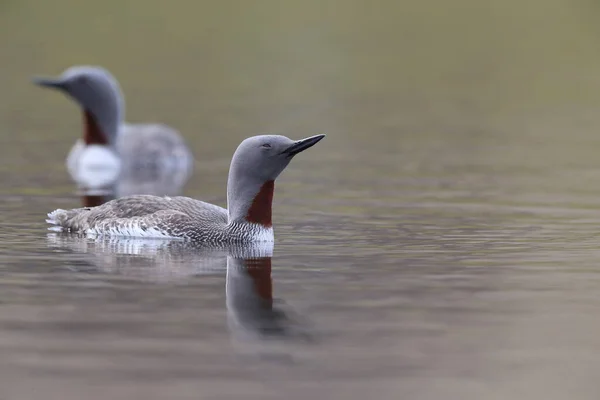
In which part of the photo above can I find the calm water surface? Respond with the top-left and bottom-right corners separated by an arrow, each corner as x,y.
3,1 -> 600,399
2,124 -> 600,399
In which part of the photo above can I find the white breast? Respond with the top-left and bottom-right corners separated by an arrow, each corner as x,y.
69,143 -> 122,189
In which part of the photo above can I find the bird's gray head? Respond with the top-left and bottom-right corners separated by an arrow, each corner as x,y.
230,134 -> 326,182
32,66 -> 124,145
227,134 -> 326,224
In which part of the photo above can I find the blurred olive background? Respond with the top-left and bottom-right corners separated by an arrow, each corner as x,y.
3,1 -> 600,400
3,0 -> 600,199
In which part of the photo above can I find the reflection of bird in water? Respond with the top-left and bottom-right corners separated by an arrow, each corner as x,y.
46,134 -> 326,244
46,234 -> 313,356
225,245 -> 315,363
32,65 -> 194,195
46,233 -> 230,281
226,253 -> 313,344
79,189 -> 116,208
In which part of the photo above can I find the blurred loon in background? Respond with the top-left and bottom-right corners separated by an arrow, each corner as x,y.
32,65 -> 194,196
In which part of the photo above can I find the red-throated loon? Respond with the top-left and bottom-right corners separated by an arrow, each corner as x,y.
46,134 -> 325,243
32,65 -> 193,192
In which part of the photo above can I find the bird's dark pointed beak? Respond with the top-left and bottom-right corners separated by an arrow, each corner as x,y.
32,76 -> 67,89
281,134 -> 326,157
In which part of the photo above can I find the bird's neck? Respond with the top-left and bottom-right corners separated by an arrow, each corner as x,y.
81,93 -> 123,146
244,180 -> 274,227
227,174 -> 274,228
83,111 -> 109,145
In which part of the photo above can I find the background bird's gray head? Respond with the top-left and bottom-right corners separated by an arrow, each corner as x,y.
32,66 -> 124,145
227,134 -> 325,221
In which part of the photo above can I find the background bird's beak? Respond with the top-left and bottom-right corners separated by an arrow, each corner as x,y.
281,134 -> 326,156
32,76 -> 67,89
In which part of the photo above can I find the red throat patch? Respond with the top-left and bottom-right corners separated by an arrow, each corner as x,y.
245,180 -> 274,227
244,257 -> 273,306
83,110 -> 108,145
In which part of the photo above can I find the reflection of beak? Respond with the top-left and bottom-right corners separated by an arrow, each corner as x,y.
280,134 -> 326,157
32,76 -> 67,90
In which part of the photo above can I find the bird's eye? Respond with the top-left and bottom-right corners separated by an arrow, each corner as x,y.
77,76 -> 88,85
261,143 -> 271,148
